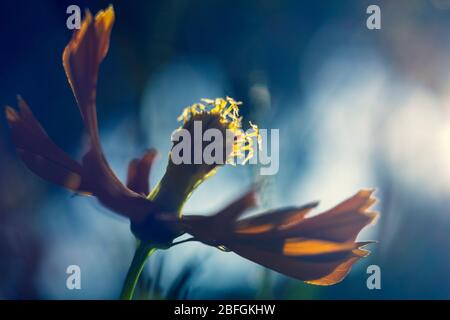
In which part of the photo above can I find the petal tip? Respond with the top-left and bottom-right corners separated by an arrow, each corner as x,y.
5,106 -> 18,122
95,5 -> 115,27
16,95 -> 29,111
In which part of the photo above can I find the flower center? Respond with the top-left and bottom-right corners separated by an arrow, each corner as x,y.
149,97 -> 260,215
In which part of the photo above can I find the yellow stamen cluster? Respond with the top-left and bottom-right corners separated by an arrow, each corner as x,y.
177,97 -> 261,164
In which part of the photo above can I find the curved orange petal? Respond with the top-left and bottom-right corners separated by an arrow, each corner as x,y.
183,190 -> 378,284
5,97 -> 90,194
286,190 -> 378,242
235,202 -> 318,235
227,242 -> 368,285
283,238 -> 364,256
62,6 -> 114,116
61,6 -> 152,221
233,190 -> 378,242
306,247 -> 370,285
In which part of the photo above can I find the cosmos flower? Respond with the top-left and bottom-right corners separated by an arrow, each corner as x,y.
4,6 -> 378,298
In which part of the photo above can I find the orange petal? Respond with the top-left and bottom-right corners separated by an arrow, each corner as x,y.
227,243 -> 366,284
94,6 -> 115,62
283,238 -> 361,256
184,190 -> 377,284
305,245 -> 370,285
62,6 -> 114,154
180,190 -> 258,246
325,189 -> 376,215
126,149 -> 158,195
305,255 -> 360,286
285,190 -> 378,242
61,6 -> 151,221
4,98 -> 89,194
81,149 -> 156,222
235,202 -> 318,235
236,223 -> 273,234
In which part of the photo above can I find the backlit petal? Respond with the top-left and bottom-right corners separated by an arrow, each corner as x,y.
5,98 -> 89,194
126,149 -> 158,195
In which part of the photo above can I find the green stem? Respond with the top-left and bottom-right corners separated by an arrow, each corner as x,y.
120,242 -> 156,300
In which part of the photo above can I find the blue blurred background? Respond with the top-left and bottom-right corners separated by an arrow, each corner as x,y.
1,0 -> 450,299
